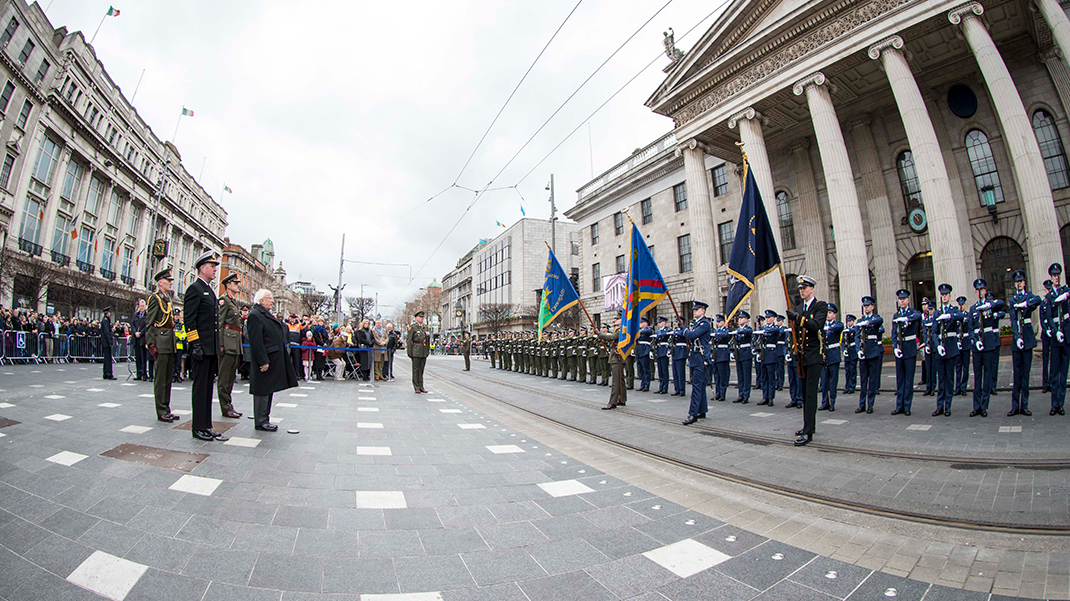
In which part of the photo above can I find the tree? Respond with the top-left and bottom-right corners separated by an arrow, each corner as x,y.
477,302 -> 519,334
344,295 -> 375,321
298,290 -> 332,316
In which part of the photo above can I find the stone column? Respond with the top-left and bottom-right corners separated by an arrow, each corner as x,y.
680,140 -> 719,304
728,107 -> 786,315
788,138 -> 830,301
950,2 -> 1064,283
1040,48 -> 1070,121
868,35 -> 969,296
1036,0 -> 1070,71
793,72 -> 870,309
845,115 -> 900,309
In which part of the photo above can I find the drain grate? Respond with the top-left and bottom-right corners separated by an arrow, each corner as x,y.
101,443 -> 208,472
172,420 -> 237,433
0,418 -> 20,429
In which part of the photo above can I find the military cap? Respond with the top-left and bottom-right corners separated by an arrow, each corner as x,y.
985,291 -> 995,301
845,314 -> 857,321
1050,263 -> 1063,276
640,317 -> 649,324
775,314 -> 784,321
924,297 -> 936,308
764,309 -> 777,318
1044,279 -> 1054,290
938,283 -> 953,295
154,267 -> 174,282
657,316 -> 668,323
861,295 -> 876,306
194,251 -> 220,269
414,310 -> 425,317
797,275 -> 817,288
738,310 -> 750,319
973,278 -> 987,290
956,296 -> 967,305
1012,269 -> 1026,282
692,301 -> 709,310
172,308 -> 180,315
102,306 -> 112,312
827,303 -> 838,313
896,288 -> 910,299
714,314 -> 725,322
221,273 -> 239,286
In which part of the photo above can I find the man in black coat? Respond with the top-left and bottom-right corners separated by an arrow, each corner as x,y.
247,289 -> 298,430
184,251 -> 227,442
101,307 -> 116,380
132,299 -> 148,380
785,275 -> 828,447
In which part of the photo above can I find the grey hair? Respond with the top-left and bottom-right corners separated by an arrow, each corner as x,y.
253,289 -> 272,305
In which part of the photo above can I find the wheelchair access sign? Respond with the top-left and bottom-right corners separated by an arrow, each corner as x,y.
15,332 -> 25,349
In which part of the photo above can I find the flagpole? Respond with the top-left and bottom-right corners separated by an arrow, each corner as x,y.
171,114 -> 183,146
544,241 -> 612,358
89,14 -> 107,45
620,208 -> 682,322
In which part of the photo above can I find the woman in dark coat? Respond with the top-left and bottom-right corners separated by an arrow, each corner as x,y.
247,290 -> 299,431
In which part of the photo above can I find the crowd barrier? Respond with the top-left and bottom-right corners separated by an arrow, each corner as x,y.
0,330 -> 135,365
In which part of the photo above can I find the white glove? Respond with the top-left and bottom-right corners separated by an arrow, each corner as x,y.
936,313 -> 950,321
975,340 -> 984,352
893,316 -> 907,323
1059,331 -> 1066,343
1014,302 -> 1027,309
893,348 -> 902,359
937,344 -> 945,357
730,352 -> 735,362
1058,292 -> 1069,303
979,302 -> 992,311
1017,338 -> 1024,350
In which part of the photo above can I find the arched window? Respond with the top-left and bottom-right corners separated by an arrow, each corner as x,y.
776,191 -> 796,251
906,252 -> 934,310
896,151 -> 923,211
980,237 -> 1025,302
1032,109 -> 1070,190
965,129 -> 1004,206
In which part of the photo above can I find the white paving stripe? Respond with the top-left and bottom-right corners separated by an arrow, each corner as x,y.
357,423 -> 383,429
45,414 -> 72,421
906,424 -> 932,431
358,396 -> 377,401
457,424 -> 486,429
121,383 -> 136,386
999,425 -> 1023,433
750,412 -> 774,418
822,419 -> 848,425
486,445 -> 525,454
357,407 -> 379,412
169,474 -> 222,496
439,409 -> 462,414
29,384 -> 43,388
172,387 -> 187,391
66,550 -> 148,601
0,432 -> 6,438
646,399 -> 669,403
355,491 -> 407,509
276,403 -> 298,408
643,538 -> 731,578
0,402 -> 13,408
357,446 -> 392,456
537,479 -> 595,498
86,388 -> 104,392
224,437 -> 261,448
98,403 -> 122,408
44,395 -> 66,400
46,451 -> 88,466
360,593 -> 444,601
119,425 -> 152,434
171,410 -> 192,415
426,398 -> 446,403
290,393 -> 308,397
137,394 -> 154,398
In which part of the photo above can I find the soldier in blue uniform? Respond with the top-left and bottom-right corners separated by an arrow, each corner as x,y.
954,295 -> 971,396
930,287 -> 963,417
655,316 -> 671,394
855,296 -> 884,414
819,304 -> 843,411
636,317 -> 654,392
1044,263 -> 1069,416
890,289 -> 922,416
682,302 -> 712,425
775,315 -> 787,390
732,310 -> 753,404
1040,280 -> 1054,394
757,310 -> 780,407
754,314 -> 766,394
842,314 -> 858,394
671,318 -> 688,396
921,300 -> 935,396
1008,269 -> 1041,416
968,278 -> 1005,417
712,314 -> 731,402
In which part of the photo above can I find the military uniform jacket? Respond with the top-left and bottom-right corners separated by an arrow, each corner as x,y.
856,313 -> 885,359
463,339 -> 472,355
219,294 -> 243,355
822,321 -> 843,365
671,327 -> 688,360
101,316 -> 114,344
712,327 -> 732,363
406,324 -> 430,358
1045,286 -> 1070,347
842,327 -> 857,362
968,299 -> 1005,351
598,330 -> 622,364
184,277 -> 220,355
1009,290 -> 1041,351
734,326 -> 754,361
789,298 -> 828,367
146,292 -> 175,354
655,327 -> 671,358
636,327 -> 653,358
683,317 -> 711,367
929,306 -> 963,357
890,308 -> 922,359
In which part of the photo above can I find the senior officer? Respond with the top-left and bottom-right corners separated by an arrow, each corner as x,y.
785,275 -> 827,447
1045,263 -> 1069,415
146,268 -> 178,421
1008,269 -> 1041,416
682,302 -> 711,425
968,278 -> 1005,417
216,273 -> 243,419
406,311 -> 431,393
890,289 -> 922,416
184,251 -> 228,442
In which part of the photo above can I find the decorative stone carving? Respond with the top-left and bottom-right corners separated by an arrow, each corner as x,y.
947,2 -> 983,25
792,72 -> 827,97
866,35 -> 904,60
727,107 -> 763,129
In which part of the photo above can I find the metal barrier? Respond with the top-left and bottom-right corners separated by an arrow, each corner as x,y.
66,334 -> 133,364
2,330 -> 39,364
36,333 -> 68,363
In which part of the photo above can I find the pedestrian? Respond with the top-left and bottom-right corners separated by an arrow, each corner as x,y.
1008,269 -> 1041,416
682,302 -> 711,424
462,331 -> 472,371
1045,263 -> 1069,416
785,275 -> 827,446
100,306 -> 116,380
328,327 -> 348,381
406,311 -> 431,393
147,268 -> 179,423
855,296 -> 884,414
386,323 -> 398,380
890,288 -> 922,416
968,278 -> 1005,417
247,289 -> 298,431
184,251 -> 228,442
374,319 -> 386,381
216,273 -> 244,419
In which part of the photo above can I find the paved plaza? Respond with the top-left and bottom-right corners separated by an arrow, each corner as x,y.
0,357 -> 1066,600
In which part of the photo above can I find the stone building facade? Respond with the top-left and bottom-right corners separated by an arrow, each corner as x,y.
441,242 -> 481,337
0,0 -> 226,317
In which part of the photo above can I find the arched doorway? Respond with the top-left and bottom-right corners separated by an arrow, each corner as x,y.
1060,224 -> 1070,271
979,237 -> 1025,302
906,252 -> 934,309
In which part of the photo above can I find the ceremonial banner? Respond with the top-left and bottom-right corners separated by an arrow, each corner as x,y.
725,157 -> 781,321
537,249 -> 579,341
618,224 -> 668,357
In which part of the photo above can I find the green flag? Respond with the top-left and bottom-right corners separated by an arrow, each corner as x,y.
537,249 -> 579,341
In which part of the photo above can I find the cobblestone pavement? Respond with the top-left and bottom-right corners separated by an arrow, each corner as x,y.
0,360 -> 1063,600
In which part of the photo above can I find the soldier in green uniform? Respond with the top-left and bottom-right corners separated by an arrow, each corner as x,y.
577,328 -> 588,382
405,311 -> 431,393
216,273 -> 244,419
600,315 -> 627,409
626,341 -> 636,390
548,333 -> 556,378
514,333 -> 522,372
597,325 -> 610,386
489,334 -> 497,369
564,330 -> 575,381
503,333 -> 511,370
588,329 -> 599,384
147,268 -> 179,422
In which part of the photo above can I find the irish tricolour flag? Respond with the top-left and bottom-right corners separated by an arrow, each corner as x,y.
181,107 -> 194,117
106,6 -> 120,16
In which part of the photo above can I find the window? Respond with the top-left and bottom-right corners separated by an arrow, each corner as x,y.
965,129 -> 1005,206
590,222 -> 599,245
614,212 -> 624,235
711,165 -> 729,197
77,227 -> 94,264
16,99 -> 30,128
51,214 -> 71,255
896,150 -> 923,210
0,81 -> 14,113
673,182 -> 687,211
1033,109 -> 1070,190
641,198 -> 652,224
677,234 -> 692,273
121,246 -> 133,278
0,17 -> 18,46
31,135 -> 59,184
64,81 -> 76,102
17,39 -> 33,64
106,190 -> 123,227
19,197 -> 41,243
101,238 -> 116,272
84,176 -> 104,228
0,154 -> 13,188
616,254 -> 626,274
776,191 -> 796,251
60,159 -> 84,201
718,221 -> 734,264
33,59 -> 48,84
126,204 -> 141,237
592,263 -> 601,292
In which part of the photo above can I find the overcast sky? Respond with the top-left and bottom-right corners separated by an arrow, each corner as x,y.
42,0 -> 722,317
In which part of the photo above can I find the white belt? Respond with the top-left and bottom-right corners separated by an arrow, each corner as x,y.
945,332 -> 958,337
716,345 -> 729,348
739,343 -> 751,348
1023,319 -> 1032,324
827,343 -> 840,348
658,343 -> 670,346
903,335 -> 916,341
984,327 -> 998,333
674,343 -> 688,347
867,335 -> 879,339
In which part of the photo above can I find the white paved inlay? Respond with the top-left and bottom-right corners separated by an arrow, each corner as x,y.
171,409 -> 192,415
360,593 -> 444,601
358,396 -> 377,401
46,451 -> 88,466
121,383 -> 136,387
357,423 -> 383,429
98,403 -> 122,408
276,403 -> 298,408
646,398 -> 669,403
357,407 -> 379,412
537,479 -> 595,498
44,395 -> 66,400
643,538 -> 731,578
750,412 -> 774,418
906,424 -> 932,431
426,398 -> 446,402
171,387 -> 187,391
169,474 -> 222,496
119,425 -> 152,434
86,388 -> 104,392
999,425 -> 1023,433
29,384 -> 43,388
290,393 -> 308,397
137,394 -> 154,398
439,409 -> 462,414
0,402 -> 13,408
355,491 -> 407,509
822,419 -> 848,425
224,437 -> 261,448
0,432 -> 6,438
357,446 -> 392,456
486,445 -> 525,454
45,414 -> 72,421
457,424 -> 486,429
66,550 -> 148,601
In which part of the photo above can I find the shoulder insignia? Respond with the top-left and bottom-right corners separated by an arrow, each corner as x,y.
219,299 -> 225,306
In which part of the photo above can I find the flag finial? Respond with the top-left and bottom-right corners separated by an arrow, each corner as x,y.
735,141 -> 748,163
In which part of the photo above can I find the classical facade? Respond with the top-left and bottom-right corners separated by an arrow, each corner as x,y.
626,0 -> 1070,316
219,237 -> 283,306
0,0 -> 226,316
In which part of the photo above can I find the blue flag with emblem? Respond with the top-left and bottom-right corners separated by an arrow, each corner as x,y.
725,155 -> 781,322
538,249 -> 580,342
618,223 -> 668,357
